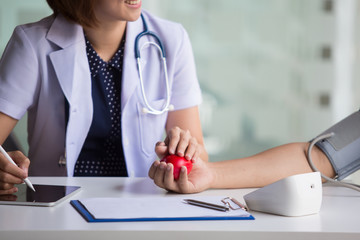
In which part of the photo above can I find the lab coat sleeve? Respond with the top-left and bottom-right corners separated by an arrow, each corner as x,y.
0,25 -> 40,120
170,25 -> 202,110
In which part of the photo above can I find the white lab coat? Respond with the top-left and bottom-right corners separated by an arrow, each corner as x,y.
0,10 -> 202,177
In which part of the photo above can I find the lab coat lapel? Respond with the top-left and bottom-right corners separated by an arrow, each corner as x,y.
121,17 -> 146,110
47,14 -> 93,176
47,14 -> 90,105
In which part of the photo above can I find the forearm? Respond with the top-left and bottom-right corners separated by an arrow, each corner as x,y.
209,142 -> 335,189
0,112 -> 18,145
166,107 -> 209,162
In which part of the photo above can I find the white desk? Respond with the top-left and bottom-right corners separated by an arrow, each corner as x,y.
0,177 -> 359,240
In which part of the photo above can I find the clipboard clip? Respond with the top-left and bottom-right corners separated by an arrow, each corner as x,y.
221,197 -> 248,211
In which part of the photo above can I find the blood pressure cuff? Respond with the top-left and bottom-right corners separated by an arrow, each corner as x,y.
314,110 -> 360,180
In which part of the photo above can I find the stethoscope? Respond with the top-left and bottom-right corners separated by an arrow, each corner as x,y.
135,13 -> 174,115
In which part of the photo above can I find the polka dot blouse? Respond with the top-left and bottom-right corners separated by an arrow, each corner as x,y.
73,35 -> 127,177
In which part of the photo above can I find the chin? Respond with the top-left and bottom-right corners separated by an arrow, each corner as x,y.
126,12 -> 142,22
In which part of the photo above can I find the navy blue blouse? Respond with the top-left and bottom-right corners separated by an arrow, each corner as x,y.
73,35 -> 127,176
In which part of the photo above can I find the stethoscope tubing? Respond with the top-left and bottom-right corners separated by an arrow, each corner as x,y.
135,13 -> 172,115
135,14 -> 166,58
136,55 -> 172,115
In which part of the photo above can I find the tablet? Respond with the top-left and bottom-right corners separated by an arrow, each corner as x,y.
0,184 -> 81,207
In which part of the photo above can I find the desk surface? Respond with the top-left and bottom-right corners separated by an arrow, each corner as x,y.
0,177 -> 359,240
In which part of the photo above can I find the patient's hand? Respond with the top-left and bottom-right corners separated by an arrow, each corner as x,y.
148,157 -> 213,194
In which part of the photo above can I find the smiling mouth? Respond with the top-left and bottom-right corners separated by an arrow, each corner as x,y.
124,0 -> 141,5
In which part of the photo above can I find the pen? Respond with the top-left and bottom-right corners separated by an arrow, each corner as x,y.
183,199 -> 229,212
0,145 -> 35,192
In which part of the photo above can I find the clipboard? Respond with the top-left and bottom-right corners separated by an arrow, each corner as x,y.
71,196 -> 254,222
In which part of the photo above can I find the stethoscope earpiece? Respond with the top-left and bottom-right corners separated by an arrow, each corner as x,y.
142,107 -> 149,114
142,104 -> 174,115
168,104 -> 174,111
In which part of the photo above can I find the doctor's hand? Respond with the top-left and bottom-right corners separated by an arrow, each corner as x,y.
0,151 -> 30,195
148,157 -> 214,194
155,126 -> 204,162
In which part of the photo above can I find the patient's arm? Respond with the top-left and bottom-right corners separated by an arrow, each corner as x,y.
149,142 -> 335,193
210,142 -> 335,189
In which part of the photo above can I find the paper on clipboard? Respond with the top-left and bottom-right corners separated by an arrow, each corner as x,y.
72,196 -> 254,222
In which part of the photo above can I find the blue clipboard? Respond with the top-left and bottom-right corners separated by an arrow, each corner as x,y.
70,198 -> 255,222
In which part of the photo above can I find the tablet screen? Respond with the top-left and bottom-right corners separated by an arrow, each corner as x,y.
0,184 -> 81,207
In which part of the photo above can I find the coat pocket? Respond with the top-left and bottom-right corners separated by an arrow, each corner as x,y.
136,98 -> 168,157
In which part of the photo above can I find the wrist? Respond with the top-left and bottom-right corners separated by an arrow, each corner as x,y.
198,144 -> 209,162
207,162 -> 222,189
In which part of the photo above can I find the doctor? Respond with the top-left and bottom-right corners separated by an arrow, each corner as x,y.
0,0 -> 208,195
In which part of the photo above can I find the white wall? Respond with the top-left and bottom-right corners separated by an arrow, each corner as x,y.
144,0 -> 359,161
